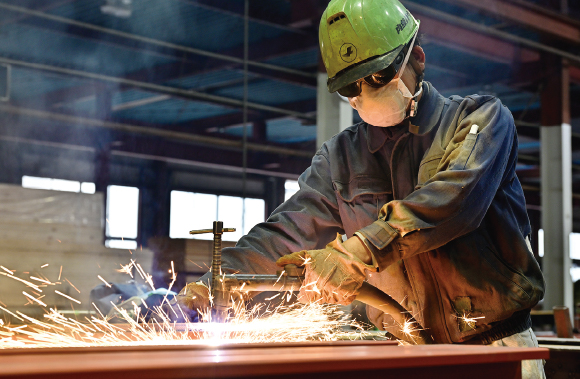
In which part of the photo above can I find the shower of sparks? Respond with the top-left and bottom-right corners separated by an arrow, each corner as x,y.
0,299 -> 366,349
0,259 -> 374,349
1,266 -> 14,275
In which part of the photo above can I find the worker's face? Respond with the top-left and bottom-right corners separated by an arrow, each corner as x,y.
348,46 -> 425,127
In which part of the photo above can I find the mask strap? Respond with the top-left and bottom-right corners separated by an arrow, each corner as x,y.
394,32 -> 417,80
407,53 -> 424,117
408,86 -> 422,118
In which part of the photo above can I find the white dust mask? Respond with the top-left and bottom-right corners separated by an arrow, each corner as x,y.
350,76 -> 422,127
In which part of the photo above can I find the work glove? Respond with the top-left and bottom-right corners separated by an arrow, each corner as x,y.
276,234 -> 375,305
165,281 -> 211,322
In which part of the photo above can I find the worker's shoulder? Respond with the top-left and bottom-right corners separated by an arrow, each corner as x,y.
447,93 -> 508,117
316,122 -> 366,158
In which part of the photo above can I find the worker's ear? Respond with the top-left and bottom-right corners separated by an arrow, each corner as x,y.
411,46 -> 425,74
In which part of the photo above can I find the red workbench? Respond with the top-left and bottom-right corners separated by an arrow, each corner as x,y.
0,341 -> 548,379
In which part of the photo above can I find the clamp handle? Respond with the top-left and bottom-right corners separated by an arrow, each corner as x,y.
189,224 -> 236,235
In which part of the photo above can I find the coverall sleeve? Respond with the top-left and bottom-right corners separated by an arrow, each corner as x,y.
199,147 -> 344,284
357,97 -> 518,270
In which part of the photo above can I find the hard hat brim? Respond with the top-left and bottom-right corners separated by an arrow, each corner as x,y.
327,44 -> 405,93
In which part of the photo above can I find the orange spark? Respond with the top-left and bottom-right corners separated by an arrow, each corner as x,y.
64,278 -> 80,294
22,291 -> 47,307
55,290 -> 81,305
265,293 -> 281,301
97,275 -> 111,288
116,262 -> 134,278
187,259 -> 203,269
0,272 -> 42,292
0,305 -> 23,321
30,276 -> 51,285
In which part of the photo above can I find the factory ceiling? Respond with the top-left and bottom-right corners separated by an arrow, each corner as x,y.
0,0 -> 579,225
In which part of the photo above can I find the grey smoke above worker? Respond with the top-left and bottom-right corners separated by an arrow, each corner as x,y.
177,0 -> 545,376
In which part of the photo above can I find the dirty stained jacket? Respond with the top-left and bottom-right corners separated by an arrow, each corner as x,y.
207,81 -> 545,344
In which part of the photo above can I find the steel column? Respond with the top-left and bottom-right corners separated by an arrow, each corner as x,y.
541,57 -> 573,312
316,73 -> 353,148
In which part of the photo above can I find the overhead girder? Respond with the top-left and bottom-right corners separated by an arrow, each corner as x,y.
440,0 -> 580,44
0,103 -> 314,158
0,106 -> 312,177
7,9 -> 317,111
8,0 -> 564,128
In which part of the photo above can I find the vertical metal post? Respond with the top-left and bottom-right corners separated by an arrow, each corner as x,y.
241,0 -> 249,234
316,72 -> 353,148
541,57 -> 573,313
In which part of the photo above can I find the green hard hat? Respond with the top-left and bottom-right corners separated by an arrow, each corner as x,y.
319,0 -> 420,93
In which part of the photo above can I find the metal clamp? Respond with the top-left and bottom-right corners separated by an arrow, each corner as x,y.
189,221 -> 235,322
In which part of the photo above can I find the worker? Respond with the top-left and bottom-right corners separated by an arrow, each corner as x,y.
175,0 -> 545,377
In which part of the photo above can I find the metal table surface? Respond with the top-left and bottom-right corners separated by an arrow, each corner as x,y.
0,341 -> 549,379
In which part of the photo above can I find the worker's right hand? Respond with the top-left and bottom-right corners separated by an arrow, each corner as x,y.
276,234 -> 375,306
166,281 -> 211,322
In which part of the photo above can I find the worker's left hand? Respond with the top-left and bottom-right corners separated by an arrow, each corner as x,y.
276,234 -> 375,305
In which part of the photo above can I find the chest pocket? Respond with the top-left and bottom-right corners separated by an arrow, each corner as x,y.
333,177 -> 392,235
416,156 -> 442,189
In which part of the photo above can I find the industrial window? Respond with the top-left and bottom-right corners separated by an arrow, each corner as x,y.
169,191 -> 265,242
22,175 -> 96,194
105,185 -> 139,249
284,179 -> 299,201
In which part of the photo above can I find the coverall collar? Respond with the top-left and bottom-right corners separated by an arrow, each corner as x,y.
366,123 -> 408,153
366,81 -> 446,153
